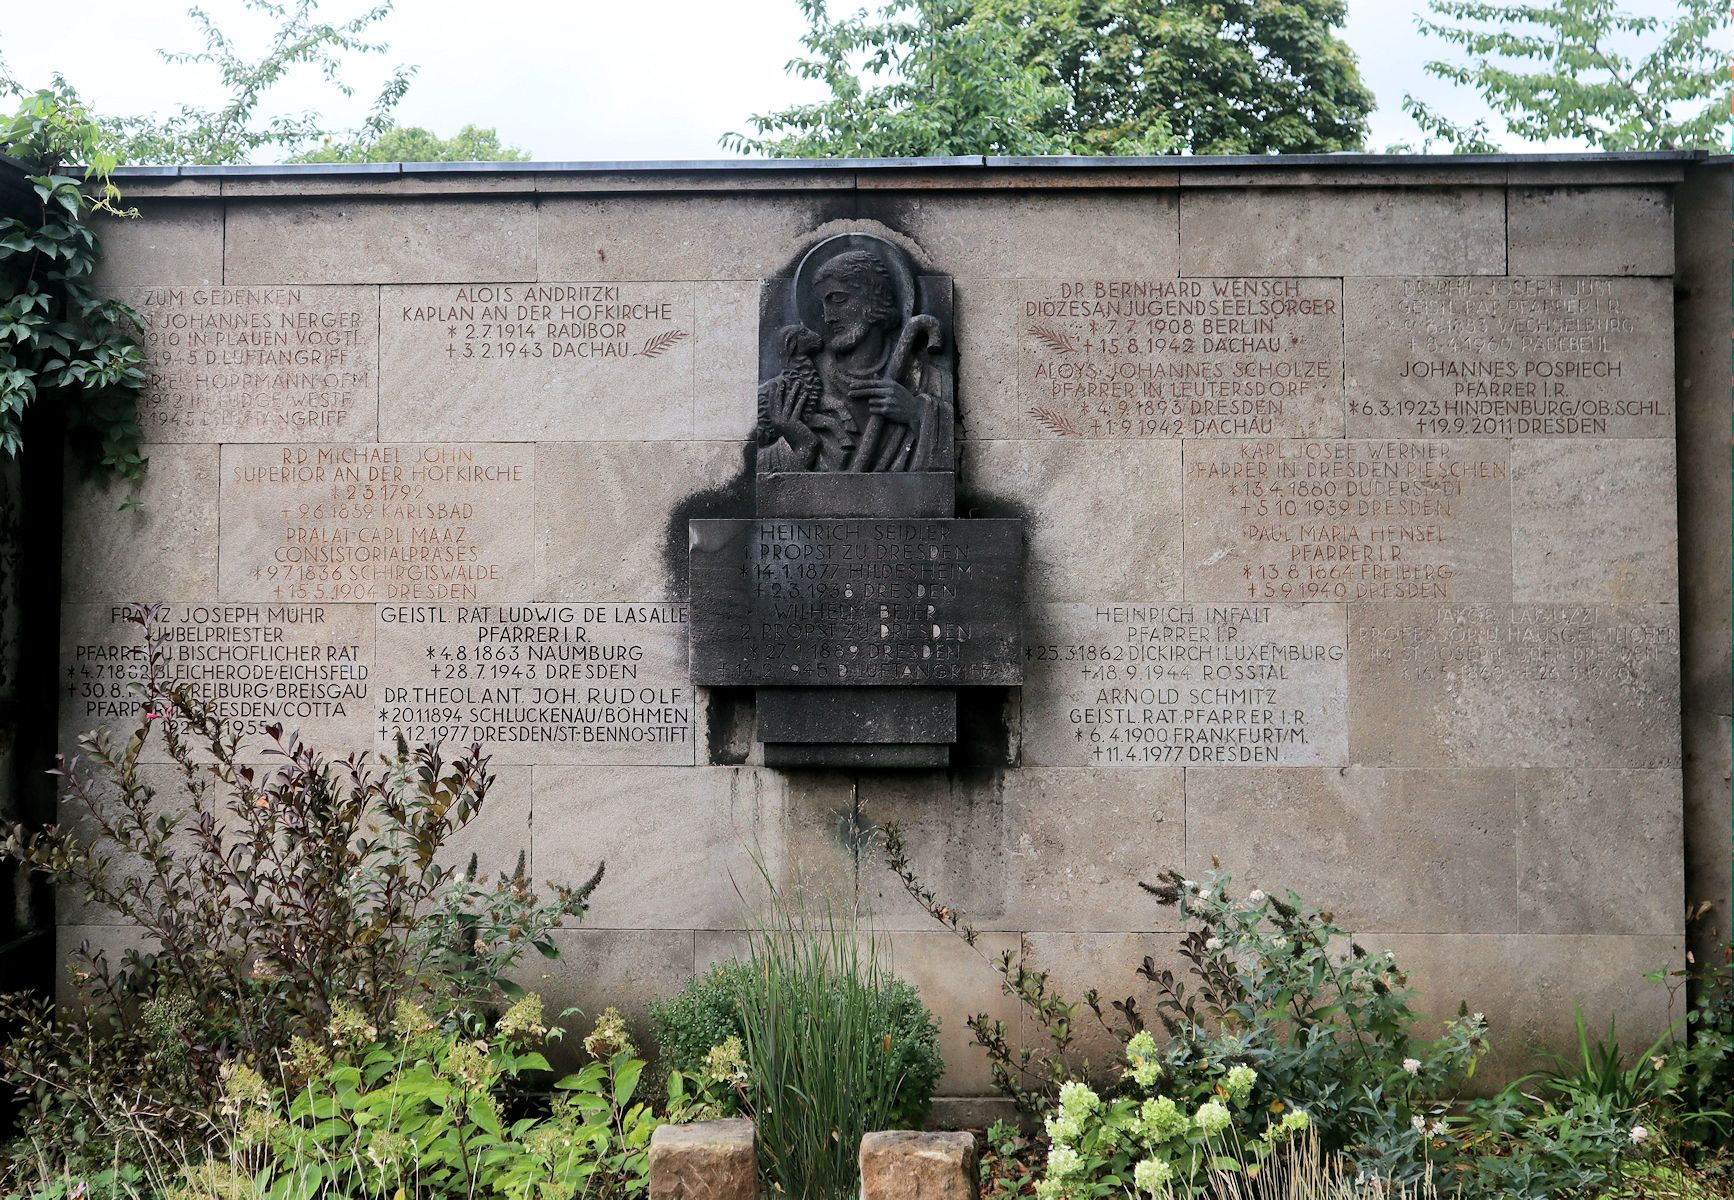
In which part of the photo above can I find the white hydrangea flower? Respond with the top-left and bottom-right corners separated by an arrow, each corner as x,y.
1411,1115 -> 1427,1132
1133,1158 -> 1173,1195
1629,1125 -> 1650,1145
1058,1080 -> 1101,1119
1271,935 -> 1288,949
1046,1145 -> 1083,1180
1205,936 -> 1224,952
1429,1120 -> 1448,1136
1193,1100 -> 1231,1136
1402,1058 -> 1421,1075
1247,890 -> 1266,904
1045,1112 -> 1082,1147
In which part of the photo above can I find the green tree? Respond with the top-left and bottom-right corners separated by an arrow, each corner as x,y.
1404,0 -> 1732,152
723,0 -> 1074,157
292,122 -> 530,162
727,0 -> 1375,158
94,0 -> 417,165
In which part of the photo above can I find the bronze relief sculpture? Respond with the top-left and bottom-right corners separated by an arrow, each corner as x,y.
755,234 -> 955,474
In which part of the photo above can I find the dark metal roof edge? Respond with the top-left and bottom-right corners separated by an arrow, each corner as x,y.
106,150 -> 1711,178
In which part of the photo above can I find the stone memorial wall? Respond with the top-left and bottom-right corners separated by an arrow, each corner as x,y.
60,156 -> 1726,1103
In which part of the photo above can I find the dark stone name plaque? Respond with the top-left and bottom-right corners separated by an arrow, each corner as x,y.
688,230 -> 1024,768
689,518 -> 1023,688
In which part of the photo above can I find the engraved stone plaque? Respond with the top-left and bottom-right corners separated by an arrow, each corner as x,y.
218,443 -> 534,603
1023,602 -> 1348,767
1346,277 -> 1673,438
1183,439 -> 1512,602
374,604 -> 692,765
1349,603 -> 1680,768
380,283 -> 696,440
1017,278 -> 1343,439
689,518 -> 1023,688
60,602 -> 375,762
117,285 -> 378,442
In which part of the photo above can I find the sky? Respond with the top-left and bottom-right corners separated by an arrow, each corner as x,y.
0,0 -> 1702,162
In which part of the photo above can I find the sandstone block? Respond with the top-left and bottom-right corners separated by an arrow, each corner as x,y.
859,1131 -> 978,1200
224,199 -> 536,283
379,282 -> 696,441
1022,603 -> 1348,768
693,281 -> 761,440
1518,769 -> 1683,935
62,445 -> 219,602
535,441 -> 744,601
513,927 -> 696,1070
59,602 -> 376,765
965,439 -> 1181,603
112,284 -> 378,443
1008,277 -> 1343,441
1508,187 -> 1673,276
1019,932 -> 1190,1068
1367,933 -> 1679,1085
855,768 -> 1186,934
537,194 -> 840,282
651,1120 -> 758,1200
1181,189 -> 1504,276
373,603 -> 693,766
890,193 -> 1179,287
532,766 -> 785,929
217,444 -> 535,603
1186,767 -> 1518,933
1344,277 -> 1674,439
1348,604 -> 1680,769
1182,439 -> 1511,603
1511,439 -> 1677,604
92,203 -> 222,287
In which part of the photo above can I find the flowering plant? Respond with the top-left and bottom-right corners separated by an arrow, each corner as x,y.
186,999 -> 661,1200
1034,1047 -> 1310,1199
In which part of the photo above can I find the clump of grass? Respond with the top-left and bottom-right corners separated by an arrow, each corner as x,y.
1207,1133 -> 1442,1200
733,879 -> 907,1200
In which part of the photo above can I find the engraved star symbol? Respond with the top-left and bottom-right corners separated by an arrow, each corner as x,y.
426,647 -> 436,658
66,665 -> 76,678
251,567 -> 264,580
1075,729 -> 1085,741
448,326 -> 458,337
377,709 -> 387,722
1243,566 -> 1253,578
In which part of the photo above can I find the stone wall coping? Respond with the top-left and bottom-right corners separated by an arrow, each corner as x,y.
81,151 -> 1710,197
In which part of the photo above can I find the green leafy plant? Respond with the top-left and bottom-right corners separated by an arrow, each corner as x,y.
727,0 -> 1374,157
181,998 -> 658,1200
0,84 -> 146,481
1031,1055 -> 1312,1200
732,882 -> 934,1200
0,603 -> 601,1184
1404,0 -> 1731,152
649,957 -> 942,1129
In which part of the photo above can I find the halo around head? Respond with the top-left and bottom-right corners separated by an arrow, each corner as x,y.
792,233 -> 917,332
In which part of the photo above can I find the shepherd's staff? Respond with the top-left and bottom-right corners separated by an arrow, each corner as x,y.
846,314 -> 942,472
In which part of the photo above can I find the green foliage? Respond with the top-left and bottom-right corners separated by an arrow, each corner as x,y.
292,123 -> 531,163
0,84 -> 146,481
95,0 -> 416,165
0,602 -> 602,1183
733,886 -> 936,1200
723,0 -> 1072,157
178,998 -> 658,1200
649,958 -> 943,1130
1136,870 -> 1488,1163
727,0 -> 1374,158
1032,1062 -> 1311,1199
1404,0 -> 1732,152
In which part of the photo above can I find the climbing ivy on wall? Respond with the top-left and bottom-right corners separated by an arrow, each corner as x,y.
0,84 -> 146,482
